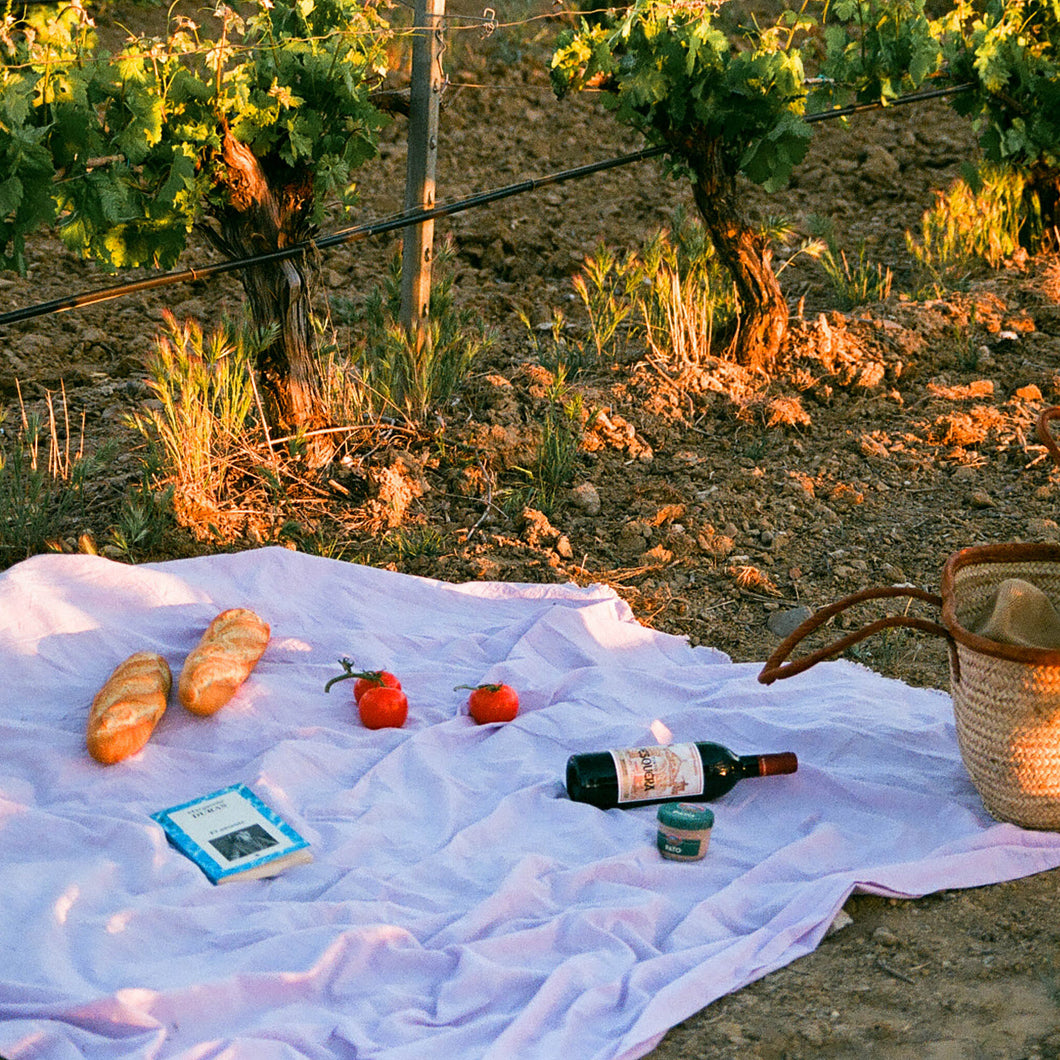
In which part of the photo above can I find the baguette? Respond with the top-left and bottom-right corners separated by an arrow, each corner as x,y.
178,608 -> 270,717
86,652 -> 172,765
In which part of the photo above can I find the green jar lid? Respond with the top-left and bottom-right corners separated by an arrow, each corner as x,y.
657,803 -> 714,829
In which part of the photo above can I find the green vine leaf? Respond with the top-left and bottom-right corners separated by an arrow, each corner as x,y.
0,0 -> 393,274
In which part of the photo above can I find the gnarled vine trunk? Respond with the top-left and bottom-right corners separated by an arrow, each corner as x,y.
207,129 -> 332,466
684,138 -> 788,375
1026,163 -> 1060,248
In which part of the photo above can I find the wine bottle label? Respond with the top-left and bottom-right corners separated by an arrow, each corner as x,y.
609,743 -> 705,804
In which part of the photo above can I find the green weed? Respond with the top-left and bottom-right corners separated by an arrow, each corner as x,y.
530,372 -> 583,516
809,217 -> 893,309
527,214 -> 736,372
571,243 -> 640,367
383,524 -> 447,561
106,483 -> 175,561
907,165 -> 1044,290
0,387 -> 99,566
638,211 -> 736,365
337,241 -> 492,424
129,312 -> 259,498
127,312 -> 267,536
521,242 -> 642,377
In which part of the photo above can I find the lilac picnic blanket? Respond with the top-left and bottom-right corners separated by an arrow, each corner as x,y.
2,547 -> 1059,1059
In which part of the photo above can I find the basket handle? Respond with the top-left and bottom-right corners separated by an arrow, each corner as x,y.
1037,406 -> 1060,468
758,585 -> 954,685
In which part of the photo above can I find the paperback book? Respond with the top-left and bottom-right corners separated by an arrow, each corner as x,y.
152,783 -> 313,884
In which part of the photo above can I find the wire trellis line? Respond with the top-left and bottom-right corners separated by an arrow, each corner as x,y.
0,78 -> 976,329
0,147 -> 663,327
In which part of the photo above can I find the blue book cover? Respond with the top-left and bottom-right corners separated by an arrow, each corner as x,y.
152,784 -> 313,884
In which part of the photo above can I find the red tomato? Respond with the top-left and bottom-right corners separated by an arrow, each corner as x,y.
352,670 -> 402,704
358,686 -> 409,730
466,683 -> 519,725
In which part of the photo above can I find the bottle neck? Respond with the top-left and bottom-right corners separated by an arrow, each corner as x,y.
739,752 -> 798,778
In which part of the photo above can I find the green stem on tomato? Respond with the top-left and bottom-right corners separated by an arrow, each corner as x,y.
324,658 -> 388,693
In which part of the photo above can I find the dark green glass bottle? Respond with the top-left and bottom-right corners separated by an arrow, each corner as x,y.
565,741 -> 797,809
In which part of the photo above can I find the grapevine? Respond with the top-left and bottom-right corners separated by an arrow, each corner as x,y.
938,0 -> 1060,237
551,0 -> 1060,369
552,0 -> 815,372
0,0 -> 394,454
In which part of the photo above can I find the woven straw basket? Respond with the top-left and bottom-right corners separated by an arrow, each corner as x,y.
758,543 -> 1060,831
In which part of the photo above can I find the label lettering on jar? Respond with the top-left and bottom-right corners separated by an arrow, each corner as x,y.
610,743 -> 705,803
657,833 -> 705,859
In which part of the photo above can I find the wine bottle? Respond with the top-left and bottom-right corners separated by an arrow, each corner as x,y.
565,741 -> 797,809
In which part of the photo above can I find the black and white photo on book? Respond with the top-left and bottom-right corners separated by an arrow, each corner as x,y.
152,783 -> 312,884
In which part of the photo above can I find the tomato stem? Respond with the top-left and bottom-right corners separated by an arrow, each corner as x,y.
325,658 -> 387,693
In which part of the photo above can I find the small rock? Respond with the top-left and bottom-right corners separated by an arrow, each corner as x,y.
555,534 -> 574,560
969,489 -> 995,509
715,1021 -> 747,1046
482,238 -> 506,272
767,605 -> 814,638
1015,383 -> 1043,402
826,908 -> 854,936
1026,518 -> 1060,540
800,1019 -> 829,1047
952,465 -> 977,482
80,326 -> 107,347
618,520 -> 651,559
570,481 -> 601,515
873,926 -> 901,947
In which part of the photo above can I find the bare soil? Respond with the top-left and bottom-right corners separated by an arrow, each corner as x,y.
3,6 -> 1060,1057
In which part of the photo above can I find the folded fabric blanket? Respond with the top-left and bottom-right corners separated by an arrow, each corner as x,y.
2,548 -> 1059,1060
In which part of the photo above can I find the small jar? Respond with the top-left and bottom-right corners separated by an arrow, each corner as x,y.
656,803 -> 714,861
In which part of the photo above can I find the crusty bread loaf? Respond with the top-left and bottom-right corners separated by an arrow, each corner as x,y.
86,652 -> 172,765
178,608 -> 270,717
